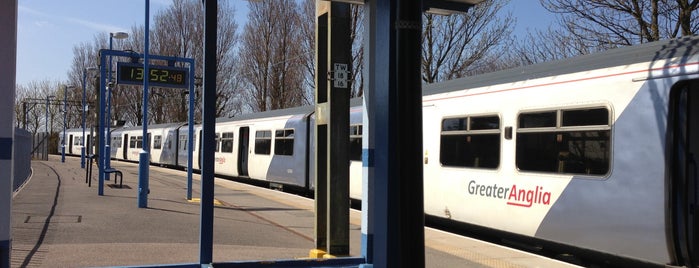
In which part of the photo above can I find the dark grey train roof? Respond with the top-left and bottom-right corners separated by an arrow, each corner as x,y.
216,98 -> 364,123
216,105 -> 314,123
424,35 -> 699,95
114,36 -> 699,128
115,122 -> 184,131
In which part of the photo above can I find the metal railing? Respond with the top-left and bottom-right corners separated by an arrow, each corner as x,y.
13,128 -> 32,191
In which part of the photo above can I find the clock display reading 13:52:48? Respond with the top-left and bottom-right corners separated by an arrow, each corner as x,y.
117,62 -> 189,89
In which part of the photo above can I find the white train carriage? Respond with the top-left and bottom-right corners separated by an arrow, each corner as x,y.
60,128 -> 89,156
156,123 -> 184,167
148,123 -> 183,166
175,124 -> 200,170
60,127 -> 104,157
211,105 -> 314,188
111,123 -> 182,164
348,105 -> 364,200
305,101 -> 364,199
55,36 -> 699,267
112,126 -> 148,162
209,121 -> 238,175
418,36 -> 699,266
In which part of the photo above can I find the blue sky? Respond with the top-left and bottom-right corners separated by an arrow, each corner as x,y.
15,0 -> 554,86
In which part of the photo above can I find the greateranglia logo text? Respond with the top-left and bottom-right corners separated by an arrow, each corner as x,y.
467,180 -> 552,208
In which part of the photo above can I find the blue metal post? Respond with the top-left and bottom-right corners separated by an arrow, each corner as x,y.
95,49 -> 193,199
360,2 -> 381,265
186,62 -> 194,200
98,53 -> 107,196
105,87 -> 111,171
138,0 -> 151,208
106,34 -> 115,171
45,96 -> 49,150
200,0 -> 217,264
61,85 -> 67,163
81,69 -> 87,168
46,94 -> 54,159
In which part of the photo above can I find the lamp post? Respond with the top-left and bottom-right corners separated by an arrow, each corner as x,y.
45,95 -> 55,159
81,67 -> 98,168
61,85 -> 74,163
106,31 -> 129,170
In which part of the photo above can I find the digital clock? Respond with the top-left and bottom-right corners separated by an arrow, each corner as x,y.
117,62 -> 189,89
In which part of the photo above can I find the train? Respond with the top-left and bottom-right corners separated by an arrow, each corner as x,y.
60,35 -> 699,267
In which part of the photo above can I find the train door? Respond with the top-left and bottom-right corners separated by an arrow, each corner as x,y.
68,135 -> 73,154
670,79 -> 699,267
238,126 -> 249,176
122,134 -> 128,160
422,104 -> 447,215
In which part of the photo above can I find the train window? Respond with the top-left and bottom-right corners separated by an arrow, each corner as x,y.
74,136 -> 82,146
221,132 -> 234,153
214,133 -> 221,152
153,135 -> 162,150
349,125 -> 362,161
562,108 -> 609,126
440,115 -> 500,169
274,129 -> 294,156
516,107 -> 610,176
255,130 -> 272,155
470,116 -> 500,130
442,118 -> 468,131
130,136 -> 143,149
519,112 -> 556,128
112,136 -> 122,148
179,135 -> 187,151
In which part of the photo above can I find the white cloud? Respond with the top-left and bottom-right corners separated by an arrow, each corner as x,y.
34,21 -> 51,28
151,0 -> 171,7
19,4 -> 126,33
65,17 -> 126,33
18,5 -> 44,16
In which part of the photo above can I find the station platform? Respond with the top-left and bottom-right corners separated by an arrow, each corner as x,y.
10,155 -> 579,267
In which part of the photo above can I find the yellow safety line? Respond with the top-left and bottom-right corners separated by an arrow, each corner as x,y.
187,197 -> 223,206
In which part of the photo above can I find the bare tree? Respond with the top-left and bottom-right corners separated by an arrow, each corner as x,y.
676,0 -> 699,36
299,0 -> 316,104
506,0 -> 699,68
62,0 -> 240,126
152,0 -> 240,121
541,0 -> 699,48
299,1 -> 364,99
349,5 -> 364,97
14,86 -> 27,129
64,31 -> 139,126
63,41 -> 101,130
149,0 -> 201,123
422,0 -> 515,83
15,80 -> 57,153
240,0 -> 306,112
15,80 -> 63,138
507,26 -> 599,66
113,25 -> 145,126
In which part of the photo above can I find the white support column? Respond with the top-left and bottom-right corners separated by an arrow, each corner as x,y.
0,1 -> 18,267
